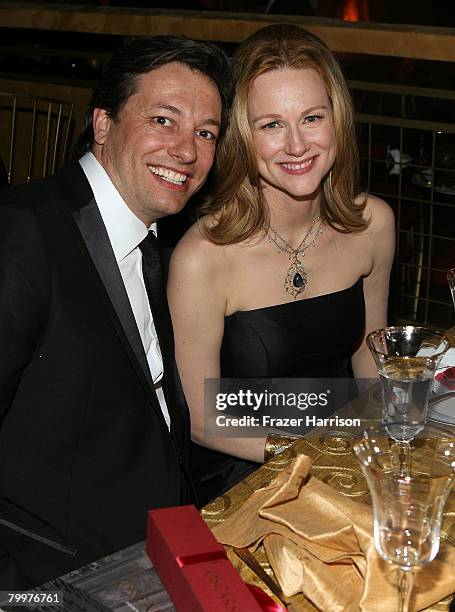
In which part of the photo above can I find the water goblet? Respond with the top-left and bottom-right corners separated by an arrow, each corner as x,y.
367,326 -> 450,444
448,267 -> 455,309
354,424 -> 455,612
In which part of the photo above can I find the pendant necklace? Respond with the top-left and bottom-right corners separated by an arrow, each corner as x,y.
263,215 -> 324,299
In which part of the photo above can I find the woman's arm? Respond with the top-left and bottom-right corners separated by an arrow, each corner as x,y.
168,222 -> 266,463
351,196 -> 396,379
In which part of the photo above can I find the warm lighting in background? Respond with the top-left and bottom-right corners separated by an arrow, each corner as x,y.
341,0 -> 369,22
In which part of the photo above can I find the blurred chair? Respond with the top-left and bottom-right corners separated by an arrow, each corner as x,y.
0,92 -> 74,186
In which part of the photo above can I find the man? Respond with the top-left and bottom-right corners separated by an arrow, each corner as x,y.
0,35 -> 231,588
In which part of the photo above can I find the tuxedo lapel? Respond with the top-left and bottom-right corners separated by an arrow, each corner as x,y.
73,199 -> 150,377
55,162 -> 170,429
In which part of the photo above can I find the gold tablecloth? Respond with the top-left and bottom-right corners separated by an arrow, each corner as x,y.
202,328 -> 455,611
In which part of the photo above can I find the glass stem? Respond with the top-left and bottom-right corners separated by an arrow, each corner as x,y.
398,441 -> 411,477
397,568 -> 414,612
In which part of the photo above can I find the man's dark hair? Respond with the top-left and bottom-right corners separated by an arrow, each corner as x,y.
72,35 -> 232,158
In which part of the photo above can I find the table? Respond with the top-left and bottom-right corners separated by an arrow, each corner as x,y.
201,367 -> 455,611
0,543 -> 174,612
23,408 -> 452,612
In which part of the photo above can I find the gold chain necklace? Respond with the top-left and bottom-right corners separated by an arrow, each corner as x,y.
263,215 -> 324,298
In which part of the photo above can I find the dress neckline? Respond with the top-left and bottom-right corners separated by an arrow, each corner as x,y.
225,277 -> 363,318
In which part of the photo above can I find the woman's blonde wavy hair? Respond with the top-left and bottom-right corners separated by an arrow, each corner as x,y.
202,24 -> 367,245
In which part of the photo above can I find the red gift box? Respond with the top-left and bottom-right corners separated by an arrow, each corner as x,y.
147,504 -> 264,611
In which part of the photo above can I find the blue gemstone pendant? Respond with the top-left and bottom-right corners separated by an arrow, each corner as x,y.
285,261 -> 308,298
293,273 -> 304,288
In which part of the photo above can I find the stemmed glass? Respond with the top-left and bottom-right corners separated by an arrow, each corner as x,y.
354,425 -> 455,612
448,267 -> 455,309
367,326 -> 449,450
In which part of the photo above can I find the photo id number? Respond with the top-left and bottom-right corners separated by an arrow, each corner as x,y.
0,591 -> 63,607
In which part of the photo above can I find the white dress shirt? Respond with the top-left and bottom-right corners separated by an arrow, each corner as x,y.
79,152 -> 170,429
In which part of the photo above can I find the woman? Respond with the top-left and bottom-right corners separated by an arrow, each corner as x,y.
168,24 -> 395,503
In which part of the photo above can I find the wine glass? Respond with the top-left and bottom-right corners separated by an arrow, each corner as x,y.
448,267 -> 455,310
367,326 -> 449,442
367,326 -> 449,477
354,424 -> 455,612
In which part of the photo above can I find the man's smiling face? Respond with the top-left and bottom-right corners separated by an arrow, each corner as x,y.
92,62 -> 222,226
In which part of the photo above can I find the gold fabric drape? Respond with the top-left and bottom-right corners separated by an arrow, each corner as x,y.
212,454 -> 455,611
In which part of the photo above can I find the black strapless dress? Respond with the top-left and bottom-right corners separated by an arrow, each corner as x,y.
191,279 -> 365,506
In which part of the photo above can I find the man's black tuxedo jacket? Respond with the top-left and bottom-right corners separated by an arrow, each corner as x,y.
0,162 -> 193,588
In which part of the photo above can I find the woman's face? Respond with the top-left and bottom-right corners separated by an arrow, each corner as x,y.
248,67 -> 336,201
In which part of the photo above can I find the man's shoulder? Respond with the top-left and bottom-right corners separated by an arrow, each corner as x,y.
0,179 -> 48,230
0,175 -> 53,206
0,160 -> 90,214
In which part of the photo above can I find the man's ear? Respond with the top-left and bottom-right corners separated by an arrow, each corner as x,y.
92,108 -> 111,145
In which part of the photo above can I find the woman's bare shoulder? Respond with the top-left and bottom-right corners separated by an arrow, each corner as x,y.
170,216 -> 226,276
357,193 -> 395,233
